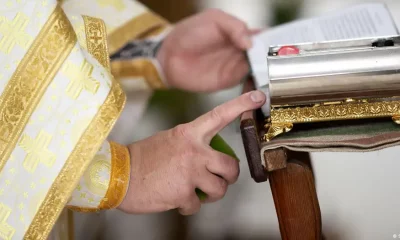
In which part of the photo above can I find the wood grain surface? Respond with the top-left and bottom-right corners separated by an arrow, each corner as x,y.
269,151 -> 322,240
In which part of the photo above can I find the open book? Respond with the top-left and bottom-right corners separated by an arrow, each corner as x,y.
247,3 -> 400,90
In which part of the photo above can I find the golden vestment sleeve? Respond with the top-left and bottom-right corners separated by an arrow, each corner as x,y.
0,1 -> 130,239
61,0 -> 173,90
66,141 -> 130,212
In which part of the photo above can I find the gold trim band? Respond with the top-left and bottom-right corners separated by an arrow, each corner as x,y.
67,142 -> 130,213
108,12 -> 168,54
0,5 -> 76,173
83,15 -> 110,69
271,100 -> 400,124
111,59 -> 166,89
140,25 -> 169,39
99,141 -> 130,210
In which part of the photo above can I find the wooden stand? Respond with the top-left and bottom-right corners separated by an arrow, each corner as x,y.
268,150 -> 322,240
240,79 -> 322,240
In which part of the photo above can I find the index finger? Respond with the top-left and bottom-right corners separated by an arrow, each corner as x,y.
190,90 -> 266,142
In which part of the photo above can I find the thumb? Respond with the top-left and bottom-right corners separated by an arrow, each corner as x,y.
189,90 -> 266,143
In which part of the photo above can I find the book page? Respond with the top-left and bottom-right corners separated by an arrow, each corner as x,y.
253,3 -> 398,47
247,3 -> 399,97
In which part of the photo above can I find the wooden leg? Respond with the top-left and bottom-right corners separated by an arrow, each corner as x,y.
269,151 -> 322,240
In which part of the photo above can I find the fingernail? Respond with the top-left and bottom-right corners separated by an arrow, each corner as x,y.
250,91 -> 265,103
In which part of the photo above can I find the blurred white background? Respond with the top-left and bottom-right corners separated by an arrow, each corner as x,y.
75,1 -> 400,239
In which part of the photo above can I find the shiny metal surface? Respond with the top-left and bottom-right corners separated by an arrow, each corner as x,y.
255,35 -> 400,114
268,46 -> 400,105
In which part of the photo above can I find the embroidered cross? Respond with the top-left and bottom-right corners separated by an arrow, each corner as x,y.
90,32 -> 102,44
0,12 -> 32,54
97,0 -> 125,11
0,203 -> 15,240
63,60 -> 100,99
19,130 -> 56,173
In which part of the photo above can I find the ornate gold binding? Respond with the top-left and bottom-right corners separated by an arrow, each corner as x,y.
263,122 -> 293,142
83,15 -> 110,69
263,99 -> 400,141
